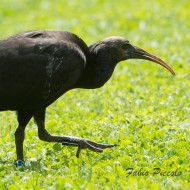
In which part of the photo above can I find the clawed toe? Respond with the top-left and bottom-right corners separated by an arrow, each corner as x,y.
76,139 -> 118,158
62,137 -> 118,158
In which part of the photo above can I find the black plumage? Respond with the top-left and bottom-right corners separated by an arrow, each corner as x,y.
0,30 -> 175,163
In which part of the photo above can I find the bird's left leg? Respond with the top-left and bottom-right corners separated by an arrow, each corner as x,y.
34,108 -> 117,157
14,110 -> 33,166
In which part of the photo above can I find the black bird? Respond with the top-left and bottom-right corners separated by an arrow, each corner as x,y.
0,30 -> 175,166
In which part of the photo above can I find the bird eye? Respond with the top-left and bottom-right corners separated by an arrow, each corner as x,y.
123,43 -> 129,49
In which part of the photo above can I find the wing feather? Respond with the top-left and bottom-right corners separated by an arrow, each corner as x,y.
0,34 -> 86,111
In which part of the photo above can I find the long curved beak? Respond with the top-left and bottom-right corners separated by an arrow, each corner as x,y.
130,46 -> 175,75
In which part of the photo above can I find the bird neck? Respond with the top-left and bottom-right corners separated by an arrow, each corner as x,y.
74,50 -> 117,89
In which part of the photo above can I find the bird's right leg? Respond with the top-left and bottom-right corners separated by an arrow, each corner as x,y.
14,110 -> 33,166
34,108 -> 117,158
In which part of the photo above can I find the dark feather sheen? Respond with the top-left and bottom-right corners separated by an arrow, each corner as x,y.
0,30 -> 88,111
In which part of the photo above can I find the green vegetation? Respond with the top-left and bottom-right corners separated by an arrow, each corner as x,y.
0,0 -> 189,189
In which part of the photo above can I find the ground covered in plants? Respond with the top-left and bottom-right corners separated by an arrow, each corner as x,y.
0,0 -> 189,189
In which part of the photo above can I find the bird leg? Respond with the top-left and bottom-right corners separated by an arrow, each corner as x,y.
34,108 -> 118,158
14,110 -> 33,165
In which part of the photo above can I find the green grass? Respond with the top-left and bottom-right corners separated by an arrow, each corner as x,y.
0,0 -> 190,189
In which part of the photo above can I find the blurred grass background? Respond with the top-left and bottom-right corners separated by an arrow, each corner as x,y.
0,0 -> 190,189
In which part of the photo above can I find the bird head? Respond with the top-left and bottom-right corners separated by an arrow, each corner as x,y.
100,36 -> 175,75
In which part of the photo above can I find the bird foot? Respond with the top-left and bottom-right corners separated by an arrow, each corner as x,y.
62,138 -> 118,158
14,160 -> 25,167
